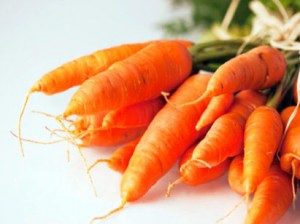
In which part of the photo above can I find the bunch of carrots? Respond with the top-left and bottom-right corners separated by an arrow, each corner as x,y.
17,37 -> 300,224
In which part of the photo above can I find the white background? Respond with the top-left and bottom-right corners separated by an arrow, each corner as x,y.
1,0 -> 299,224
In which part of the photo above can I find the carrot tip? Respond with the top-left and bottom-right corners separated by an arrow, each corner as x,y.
87,158 -> 110,173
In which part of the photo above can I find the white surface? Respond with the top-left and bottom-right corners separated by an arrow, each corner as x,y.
1,1 -> 299,224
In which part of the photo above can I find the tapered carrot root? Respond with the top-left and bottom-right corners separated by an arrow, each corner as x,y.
244,163 -> 293,224
190,90 -> 267,168
88,137 -> 140,173
280,106 -> 300,179
228,154 -> 245,195
243,106 -> 283,195
63,41 -> 192,116
201,45 -> 286,99
102,97 -> 165,128
173,144 -> 230,188
195,93 -> 234,131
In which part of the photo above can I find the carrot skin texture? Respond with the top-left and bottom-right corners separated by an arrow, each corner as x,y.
31,43 -> 149,94
107,137 -> 141,173
31,39 -> 193,95
80,126 -> 146,147
179,145 -> 231,186
196,93 -> 234,131
243,106 -> 283,194
120,74 -> 211,202
64,41 -> 192,116
192,90 -> 267,167
280,106 -> 300,178
102,97 -> 165,128
202,46 -> 286,98
228,154 -> 245,195
244,163 -> 293,224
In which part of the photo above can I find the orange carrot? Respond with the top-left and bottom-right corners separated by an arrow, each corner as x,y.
91,74 -> 211,221
227,154 -> 245,195
88,137 -> 141,174
244,163 -> 293,224
280,106 -> 300,128
102,97 -> 165,128
18,39 -> 192,156
31,39 -> 193,95
201,45 -> 286,99
280,106 -> 300,180
168,143 -> 230,193
195,93 -> 234,131
243,106 -> 283,195
79,126 -> 146,147
63,40 -> 192,117
190,90 -> 267,168
70,111 -> 146,147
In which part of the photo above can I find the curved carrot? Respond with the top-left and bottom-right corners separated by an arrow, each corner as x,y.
63,40 -> 192,116
280,106 -> 300,128
88,137 -> 141,174
70,112 -> 145,147
243,106 -> 283,195
102,97 -> 165,128
227,154 -> 245,195
31,39 -> 193,95
195,93 -> 234,131
18,39 -> 192,156
190,90 -> 267,168
201,45 -> 286,99
168,144 -> 230,193
280,106 -> 300,179
244,163 -> 293,224
91,74 -> 211,221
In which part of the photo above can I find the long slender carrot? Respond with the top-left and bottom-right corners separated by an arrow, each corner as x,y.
166,143 -> 230,196
90,74 -> 211,221
190,90 -> 267,168
195,93 -> 234,131
101,97 -> 165,128
227,154 -> 245,195
63,40 -> 192,117
88,137 -> 141,174
244,163 -> 293,224
200,45 -> 286,100
18,39 -> 192,156
31,39 -> 193,95
243,106 -> 283,195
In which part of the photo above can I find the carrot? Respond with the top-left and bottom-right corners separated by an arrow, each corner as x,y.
91,74 -> 211,221
227,154 -> 245,195
280,106 -> 300,180
101,97 -> 165,128
244,163 -> 293,224
243,106 -> 283,195
166,143 -> 230,196
79,126 -> 146,147
31,39 -> 193,95
280,106 -> 300,128
190,90 -> 267,168
70,111 -> 146,147
63,40 -> 192,117
200,45 -> 286,100
88,137 -> 141,174
18,39 -> 192,156
195,93 -> 234,131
